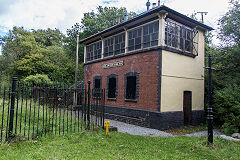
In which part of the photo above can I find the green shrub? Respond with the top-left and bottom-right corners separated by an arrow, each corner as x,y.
214,83 -> 240,135
23,74 -> 53,86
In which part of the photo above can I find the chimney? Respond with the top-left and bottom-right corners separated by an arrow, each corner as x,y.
146,0 -> 150,11
152,3 -> 156,8
125,12 -> 128,21
158,0 -> 160,6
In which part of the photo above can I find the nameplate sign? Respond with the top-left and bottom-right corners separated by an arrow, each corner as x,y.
102,61 -> 124,69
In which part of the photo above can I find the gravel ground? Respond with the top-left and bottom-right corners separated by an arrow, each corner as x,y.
185,129 -> 223,137
185,130 -> 240,141
105,118 -> 174,137
106,118 -> 240,141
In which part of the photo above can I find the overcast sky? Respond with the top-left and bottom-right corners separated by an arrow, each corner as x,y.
0,0 -> 231,53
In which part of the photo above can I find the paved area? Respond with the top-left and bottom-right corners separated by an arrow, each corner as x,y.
106,118 -> 240,141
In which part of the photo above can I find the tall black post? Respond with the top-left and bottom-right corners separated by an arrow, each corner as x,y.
9,77 -> 17,138
87,81 -> 91,130
207,54 -> 213,143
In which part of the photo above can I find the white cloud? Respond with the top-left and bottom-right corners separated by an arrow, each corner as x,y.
0,0 -> 230,45
0,0 -> 105,34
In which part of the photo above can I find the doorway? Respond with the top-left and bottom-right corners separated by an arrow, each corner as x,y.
183,91 -> 192,125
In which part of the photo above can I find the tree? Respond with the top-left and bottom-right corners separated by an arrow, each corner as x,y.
81,6 -> 136,37
210,0 -> 240,134
32,28 -> 65,47
0,27 -> 39,61
218,0 -> 240,47
0,27 -> 76,85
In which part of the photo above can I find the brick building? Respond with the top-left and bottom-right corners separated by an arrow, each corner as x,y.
80,5 -> 213,129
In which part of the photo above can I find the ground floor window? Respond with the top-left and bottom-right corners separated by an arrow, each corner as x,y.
125,72 -> 139,100
107,74 -> 118,99
93,76 -> 102,97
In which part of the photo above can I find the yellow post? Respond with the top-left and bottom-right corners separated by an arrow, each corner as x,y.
104,121 -> 110,135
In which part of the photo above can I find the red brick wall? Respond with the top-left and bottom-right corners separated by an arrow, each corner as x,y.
84,50 -> 159,111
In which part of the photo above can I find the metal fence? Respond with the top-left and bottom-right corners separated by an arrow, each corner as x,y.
0,78 -> 105,142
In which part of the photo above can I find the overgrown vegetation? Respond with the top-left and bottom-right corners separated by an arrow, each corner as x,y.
0,130 -> 239,159
208,0 -> 240,134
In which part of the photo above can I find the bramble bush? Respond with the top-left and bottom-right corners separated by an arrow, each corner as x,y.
23,74 -> 53,86
214,83 -> 240,134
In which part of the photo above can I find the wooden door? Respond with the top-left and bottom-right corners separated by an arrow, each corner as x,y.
183,91 -> 192,125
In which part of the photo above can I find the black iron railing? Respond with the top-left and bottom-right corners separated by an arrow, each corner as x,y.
0,78 -> 105,142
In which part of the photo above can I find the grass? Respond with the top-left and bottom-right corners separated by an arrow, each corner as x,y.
0,129 -> 239,160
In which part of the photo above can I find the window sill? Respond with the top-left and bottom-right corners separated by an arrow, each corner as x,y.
125,99 -> 137,102
107,98 -> 117,101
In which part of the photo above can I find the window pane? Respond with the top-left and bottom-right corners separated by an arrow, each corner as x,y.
115,44 -> 120,50
119,35 -> 122,42
135,44 -> 141,50
151,40 -> 158,46
104,47 -> 109,56
121,42 -> 125,49
97,49 -> 101,58
135,37 -> 141,45
128,39 -> 134,46
137,28 -> 142,37
154,22 -> 159,32
180,38 -> 184,50
149,23 -> 153,33
133,30 -> 137,38
126,76 -> 136,99
104,38 -> 113,57
115,36 -> 119,44
151,32 -> 158,40
95,79 -> 101,89
143,25 -> 148,35
114,33 -> 125,55
129,31 -> 132,39
108,77 -> 116,98
109,46 -> 113,52
143,35 -> 150,43
143,34 -> 150,48
185,40 -> 191,52
94,77 -> 101,97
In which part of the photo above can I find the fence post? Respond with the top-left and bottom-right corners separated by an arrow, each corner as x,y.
87,81 -> 91,130
9,77 -> 17,138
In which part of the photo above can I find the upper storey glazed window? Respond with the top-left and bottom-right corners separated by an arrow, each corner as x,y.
86,41 -> 102,62
165,18 -> 198,55
128,28 -> 142,51
114,33 -> 125,55
143,21 -> 159,48
104,33 -> 125,57
128,21 -> 159,52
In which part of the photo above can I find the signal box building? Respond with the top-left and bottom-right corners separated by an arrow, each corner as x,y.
81,5 -> 213,129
